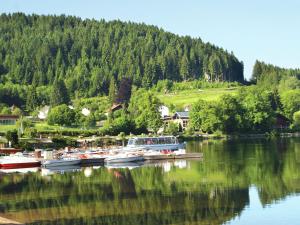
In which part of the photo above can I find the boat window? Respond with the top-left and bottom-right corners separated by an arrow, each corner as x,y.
136,139 -> 142,145
128,139 -> 135,145
152,138 -> 158,145
130,137 -> 177,145
146,138 -> 152,145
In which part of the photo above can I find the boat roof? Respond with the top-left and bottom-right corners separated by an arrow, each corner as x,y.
129,136 -> 176,140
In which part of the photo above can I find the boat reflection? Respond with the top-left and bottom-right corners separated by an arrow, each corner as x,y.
41,165 -> 81,176
105,161 -> 144,170
0,167 -> 40,174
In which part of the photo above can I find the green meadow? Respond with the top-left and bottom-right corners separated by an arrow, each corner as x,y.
157,87 -> 239,108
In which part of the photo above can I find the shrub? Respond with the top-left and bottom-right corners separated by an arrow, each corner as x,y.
47,104 -> 75,126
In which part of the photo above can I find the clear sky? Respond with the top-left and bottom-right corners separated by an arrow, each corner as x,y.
1,0 -> 300,80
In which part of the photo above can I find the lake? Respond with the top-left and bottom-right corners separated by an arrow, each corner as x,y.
0,137 -> 299,225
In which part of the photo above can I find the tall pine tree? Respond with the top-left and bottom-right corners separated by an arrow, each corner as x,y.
26,86 -> 38,111
50,78 -> 70,106
108,76 -> 116,104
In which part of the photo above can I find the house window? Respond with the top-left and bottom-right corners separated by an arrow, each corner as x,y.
0,119 -> 16,125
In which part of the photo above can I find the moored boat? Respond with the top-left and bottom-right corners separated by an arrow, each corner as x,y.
42,157 -> 81,167
124,136 -> 184,151
0,153 -> 41,169
104,153 -> 144,164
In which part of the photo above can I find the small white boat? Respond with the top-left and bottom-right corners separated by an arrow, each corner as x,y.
42,157 -> 81,167
104,154 -> 144,164
0,153 -> 41,169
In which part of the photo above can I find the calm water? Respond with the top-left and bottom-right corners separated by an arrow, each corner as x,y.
0,138 -> 300,225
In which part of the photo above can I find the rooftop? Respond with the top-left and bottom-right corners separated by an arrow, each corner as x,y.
175,111 -> 189,118
0,114 -> 19,119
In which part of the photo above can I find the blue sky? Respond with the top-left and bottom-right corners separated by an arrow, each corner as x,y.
1,0 -> 300,80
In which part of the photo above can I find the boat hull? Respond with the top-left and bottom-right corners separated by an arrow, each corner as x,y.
0,161 -> 41,169
105,156 -> 144,164
124,143 -> 184,151
43,159 -> 81,168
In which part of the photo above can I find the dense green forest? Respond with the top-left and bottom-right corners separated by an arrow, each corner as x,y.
1,13 -> 300,136
252,60 -> 300,89
0,13 -> 243,99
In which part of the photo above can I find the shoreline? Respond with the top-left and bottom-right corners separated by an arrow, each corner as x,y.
179,131 -> 300,141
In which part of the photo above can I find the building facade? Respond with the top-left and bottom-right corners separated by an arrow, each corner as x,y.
0,115 -> 19,125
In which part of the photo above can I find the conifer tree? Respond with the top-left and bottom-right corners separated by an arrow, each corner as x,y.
26,86 -> 38,111
108,76 -> 116,104
50,78 -> 70,106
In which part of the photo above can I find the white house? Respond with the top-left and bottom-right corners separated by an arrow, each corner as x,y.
159,105 -> 169,118
38,106 -> 50,120
81,108 -> 91,117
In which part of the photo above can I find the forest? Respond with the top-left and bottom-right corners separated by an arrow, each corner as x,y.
0,13 -> 299,137
0,13 -> 244,105
252,60 -> 300,89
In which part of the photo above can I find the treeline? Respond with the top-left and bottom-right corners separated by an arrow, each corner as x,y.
0,13 -> 244,99
252,60 -> 300,90
250,60 -> 300,124
190,86 -> 300,134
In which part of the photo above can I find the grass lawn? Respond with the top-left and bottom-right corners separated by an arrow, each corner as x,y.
157,87 -> 239,108
0,125 -> 17,133
34,122 -> 98,132
0,122 -> 99,134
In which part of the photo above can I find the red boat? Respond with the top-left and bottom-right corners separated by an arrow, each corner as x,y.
0,154 -> 41,169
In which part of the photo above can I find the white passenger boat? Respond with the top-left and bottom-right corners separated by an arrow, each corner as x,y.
124,136 -> 184,151
104,153 -> 144,164
42,157 -> 81,167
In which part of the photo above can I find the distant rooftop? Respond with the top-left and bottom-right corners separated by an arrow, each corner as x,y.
175,111 -> 189,118
0,115 -> 19,119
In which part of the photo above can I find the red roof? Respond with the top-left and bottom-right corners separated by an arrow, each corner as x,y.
0,115 -> 19,119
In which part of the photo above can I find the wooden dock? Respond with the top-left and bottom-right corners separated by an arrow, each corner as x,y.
143,153 -> 203,161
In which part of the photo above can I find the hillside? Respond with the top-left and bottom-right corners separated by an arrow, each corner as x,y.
0,13 -> 244,101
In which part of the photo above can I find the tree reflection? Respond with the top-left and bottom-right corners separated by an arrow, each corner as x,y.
0,137 -> 299,224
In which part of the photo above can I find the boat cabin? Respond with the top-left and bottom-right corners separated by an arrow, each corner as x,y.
127,136 -> 178,146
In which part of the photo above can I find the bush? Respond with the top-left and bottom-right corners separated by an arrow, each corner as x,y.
24,127 -> 37,138
19,141 -> 34,151
5,130 -> 19,147
47,104 -> 75,126
52,136 -> 77,148
100,116 -> 136,136
293,111 -> 300,128
165,122 -> 179,135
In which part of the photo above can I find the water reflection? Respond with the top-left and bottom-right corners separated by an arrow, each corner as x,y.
0,137 -> 299,225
